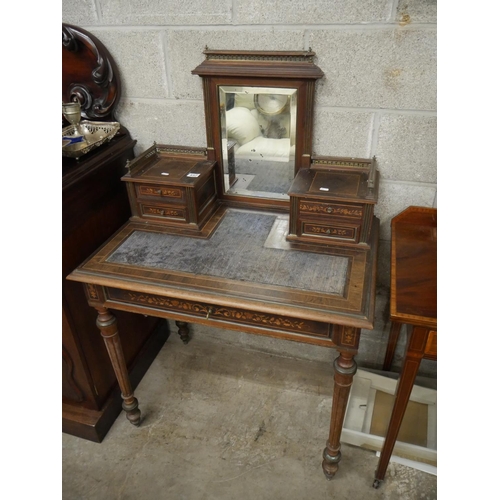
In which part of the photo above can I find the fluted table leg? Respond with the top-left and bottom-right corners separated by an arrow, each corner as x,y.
322,350 -> 357,480
96,307 -> 141,426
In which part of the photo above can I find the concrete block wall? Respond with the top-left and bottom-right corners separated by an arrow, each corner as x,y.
62,0 -> 437,376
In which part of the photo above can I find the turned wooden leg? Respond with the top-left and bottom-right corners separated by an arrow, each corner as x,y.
373,325 -> 429,488
175,321 -> 190,344
383,322 -> 402,371
96,307 -> 141,426
322,350 -> 357,480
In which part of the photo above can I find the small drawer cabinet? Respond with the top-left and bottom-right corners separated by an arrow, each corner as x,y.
287,157 -> 379,248
122,144 -> 218,231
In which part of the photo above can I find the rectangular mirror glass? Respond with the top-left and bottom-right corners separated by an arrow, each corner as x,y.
219,86 -> 298,200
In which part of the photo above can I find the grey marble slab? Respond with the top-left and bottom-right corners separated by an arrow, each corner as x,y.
108,210 -> 348,295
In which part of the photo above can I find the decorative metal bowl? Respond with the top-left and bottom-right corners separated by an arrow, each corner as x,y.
62,121 -> 120,159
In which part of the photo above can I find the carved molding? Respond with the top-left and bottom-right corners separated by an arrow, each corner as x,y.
62,346 -> 85,402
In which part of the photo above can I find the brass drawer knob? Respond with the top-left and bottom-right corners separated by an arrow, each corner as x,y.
326,207 -> 333,214
155,189 -> 162,195
206,307 -> 214,319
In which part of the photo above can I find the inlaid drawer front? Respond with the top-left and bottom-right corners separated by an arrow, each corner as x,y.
299,200 -> 364,219
302,222 -> 359,242
106,288 -> 332,339
140,204 -> 187,221
136,184 -> 185,203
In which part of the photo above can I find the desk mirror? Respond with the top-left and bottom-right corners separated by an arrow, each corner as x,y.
192,50 -> 323,209
219,86 -> 297,199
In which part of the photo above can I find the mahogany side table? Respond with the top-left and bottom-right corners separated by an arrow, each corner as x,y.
373,206 -> 437,488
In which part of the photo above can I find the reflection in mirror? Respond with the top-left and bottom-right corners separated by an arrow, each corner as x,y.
219,86 -> 297,199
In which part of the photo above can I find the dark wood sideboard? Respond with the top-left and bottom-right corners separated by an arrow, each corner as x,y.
62,23 -> 167,442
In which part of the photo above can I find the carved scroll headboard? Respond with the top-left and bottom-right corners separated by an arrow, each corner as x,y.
62,23 -> 120,122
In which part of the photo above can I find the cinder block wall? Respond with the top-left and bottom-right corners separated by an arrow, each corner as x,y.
62,0 -> 437,375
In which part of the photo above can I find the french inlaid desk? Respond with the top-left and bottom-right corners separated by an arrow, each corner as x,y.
373,206 -> 437,487
68,206 -> 379,479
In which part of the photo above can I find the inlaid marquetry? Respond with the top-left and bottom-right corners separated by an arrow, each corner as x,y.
138,186 -> 183,199
299,202 -> 364,218
84,283 -> 106,304
140,205 -> 186,220
302,223 -> 357,242
106,288 -> 333,338
342,326 -> 357,346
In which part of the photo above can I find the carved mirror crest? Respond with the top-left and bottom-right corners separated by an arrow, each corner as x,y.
192,50 -> 324,208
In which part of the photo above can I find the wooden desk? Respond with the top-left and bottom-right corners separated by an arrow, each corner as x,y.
373,206 -> 437,487
68,207 -> 379,479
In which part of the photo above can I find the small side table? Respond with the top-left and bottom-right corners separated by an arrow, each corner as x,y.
373,206 -> 437,488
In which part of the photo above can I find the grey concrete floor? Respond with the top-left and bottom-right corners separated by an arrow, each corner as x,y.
62,328 -> 437,500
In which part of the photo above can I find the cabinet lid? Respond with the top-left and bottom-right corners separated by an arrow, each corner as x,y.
122,145 -> 215,187
288,168 -> 378,204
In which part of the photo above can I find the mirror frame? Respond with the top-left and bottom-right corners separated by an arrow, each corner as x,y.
192,49 -> 324,210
